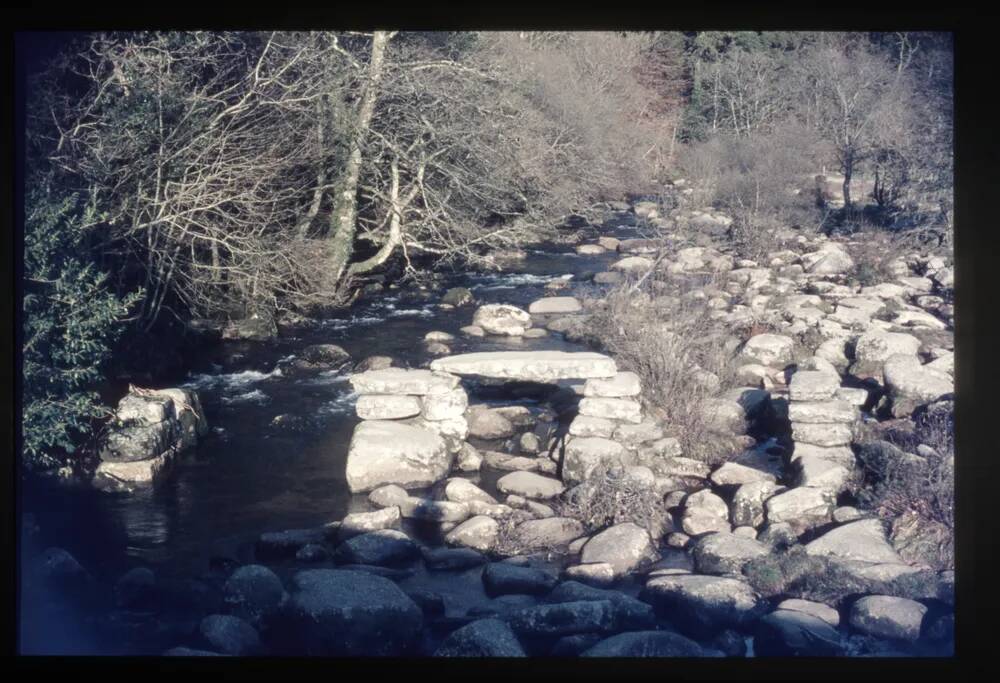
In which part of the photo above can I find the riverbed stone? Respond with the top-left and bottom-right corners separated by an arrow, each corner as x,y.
466,407 -> 516,440
739,334 -> 795,367
355,394 -> 422,420
482,563 -> 558,597
345,420 -> 451,493
349,367 -> 459,396
334,529 -> 420,566
791,421 -> 854,447
730,480 -> 784,528
562,437 -> 627,485
580,631 -> 711,657
849,595 -> 927,641
434,618 -> 526,657
883,354 -> 953,417
420,387 -> 469,421
511,518 -> 586,551
563,563 -> 617,587
431,351 -> 617,381
804,518 -> 903,564
222,565 -> 287,628
765,487 -> 834,534
255,528 -> 326,560
610,256 -> 654,273
692,532 -> 770,575
789,371 -> 840,401
681,490 -> 731,536
509,600 -> 618,637
368,484 -> 409,508
569,415 -> 616,438
497,471 -> 565,500
445,516 -> 500,552
338,507 -> 401,540
580,523 -> 658,577
753,609 -> 843,656
279,569 -> 423,656
640,574 -> 763,636
788,400 -> 858,424
854,330 -> 922,365
777,598 -> 841,628
473,304 -> 532,336
422,546 -> 488,571
199,614 -> 261,656
710,461 -> 777,487
398,497 -> 471,523
528,296 -> 583,314
583,371 -> 642,398
444,478 -> 496,505
578,397 -> 642,423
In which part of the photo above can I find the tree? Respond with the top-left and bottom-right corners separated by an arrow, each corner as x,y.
22,179 -> 142,469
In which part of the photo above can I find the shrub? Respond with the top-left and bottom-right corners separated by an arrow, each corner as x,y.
558,463 -> 669,538
22,181 -> 142,470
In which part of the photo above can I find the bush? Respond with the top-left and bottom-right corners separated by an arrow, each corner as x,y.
558,463 -> 669,538
22,181 -> 142,470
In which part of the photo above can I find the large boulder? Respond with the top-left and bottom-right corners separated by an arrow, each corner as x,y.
691,533 -> 770,575
334,529 -> 420,566
482,563 -> 558,597
562,437 -> 627,485
434,618 -> 526,657
681,490 -> 732,536
472,304 -> 532,336
445,516 -> 500,553
849,595 -> 927,641
509,600 -> 618,638
883,354 -> 953,418
753,609 -> 843,656
853,330 -> 921,365
431,351 -> 617,382
345,420 -> 451,493
802,243 -> 854,275
222,565 -> 288,628
276,569 -> 423,656
580,523 -> 658,578
640,574 -> 763,637
804,518 -> 904,564
280,344 -> 351,377
739,334 -> 795,367
765,487 -> 834,535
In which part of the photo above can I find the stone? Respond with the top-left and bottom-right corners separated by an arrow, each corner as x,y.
580,631 -> 711,657
576,244 -> 607,255
792,422 -> 853,447
473,304 -> 532,336
349,367 -> 459,395
279,569 -> 422,656
466,408 -> 516,440
795,455 -> 851,494
255,528 -> 326,560
765,487 -> 834,534
460,325 -> 485,337
853,330 -> 922,364
512,518 -> 586,551
777,599 -> 841,628
334,529 -> 420,566
199,614 -> 261,656
710,462 -> 777,487
562,437 -> 627,485
802,244 -> 854,274
398,497 -> 470,523
497,471 -> 565,500
569,415 -> 616,438
444,479 -> 496,505
883,354 -> 952,418
345,420 -> 451,493
731,481 -> 785,528
431,351 -> 617,381
456,443 -> 482,472
583,371 -> 642,398
115,567 -> 157,609
528,296 -> 583,314
578,397 -> 642,423
355,394 -> 422,420
610,256 -> 654,273
835,387 -> 869,405
740,334 -> 795,367
681,490 -> 732,536
353,355 -> 394,373
612,421 -> 664,448
758,522 -> 799,549
580,523 -> 658,577
442,287 -> 474,307
753,609 -> 843,656
788,400 -> 858,424
640,574 -> 763,636
849,595 -> 927,641
789,371 -> 840,401
482,563 -> 558,597
368,484 -> 409,508
509,600 -> 618,637
422,547 -> 488,571
804,518 -> 904,564
445,516 -> 499,553
420,387 -> 469,421
434,618 -> 526,657
563,563 -> 617,587
692,532 -> 770,575
222,565 -> 287,628
733,526 -> 757,539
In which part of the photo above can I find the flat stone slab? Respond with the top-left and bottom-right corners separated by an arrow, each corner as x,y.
804,518 -> 903,564
349,368 -> 459,395
431,351 -> 617,382
345,421 -> 450,493
528,297 -> 583,314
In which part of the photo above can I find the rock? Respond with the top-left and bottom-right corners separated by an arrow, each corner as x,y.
569,415 -> 616,438
576,244 -> 606,255
777,599 -> 841,628
563,563 -> 617,587
692,533 -> 770,575
509,600 -> 618,637
368,484 -> 410,508
349,367 -> 459,396
583,371 -> 642,398
282,344 -> 351,376
731,481 -> 785,528
789,371 -> 840,401
164,647 -> 225,656
512,518 -> 586,551
444,479 -> 496,505
445,516 -> 500,553
466,408 -> 516,440
522,328 -> 548,339
222,315 -> 276,341
345,420 -> 451,493
802,244 -> 854,274
353,355 -> 394,373
199,614 -> 261,656
586,389 -> 649,421
849,595 -> 927,641
753,609 -> 843,656
496,471 -> 565,500
431,351 -> 617,381
255,528 -> 326,560
222,565 -> 287,627
278,569 -> 422,656
765,487 -> 833,534
791,422 -> 853,447
528,296 -> 583,314
740,334 -> 795,367
442,287 -> 474,307
804,519 -> 904,564
338,506 -> 402,540
550,633 -> 605,656
99,419 -> 178,463
710,462 -> 777,487
580,523 -> 658,577
519,431 -> 541,454
355,394 -> 422,420
883,354 -> 952,418
434,618 -> 526,657
733,526 -> 757,539
420,387 -> 469,421
758,522 -> 799,549
460,325 -> 485,337
482,563 -> 557,597
562,437 -> 627,484
795,455 -> 851,494
296,544 -> 329,562
580,631 -> 711,657
398,497 -> 470,523
473,304 -> 532,336
422,547 -> 488,571
854,330 -> 922,365
455,443 -> 483,472
114,567 -> 157,609
640,574 -> 763,636
593,271 -> 623,285
833,506 -> 863,523
681,490 -> 731,536
335,529 -> 419,566
788,400 -> 858,424
610,256 -> 654,273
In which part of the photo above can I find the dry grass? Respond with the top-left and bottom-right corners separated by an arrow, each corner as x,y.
588,268 -> 742,462
557,462 -> 669,538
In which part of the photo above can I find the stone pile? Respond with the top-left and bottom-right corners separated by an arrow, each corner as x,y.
95,387 -> 208,489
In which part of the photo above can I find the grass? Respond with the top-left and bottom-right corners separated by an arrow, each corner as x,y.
557,462 -> 669,538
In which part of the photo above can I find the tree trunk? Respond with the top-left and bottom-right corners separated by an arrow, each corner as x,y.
842,153 -> 853,211
326,30 -> 390,286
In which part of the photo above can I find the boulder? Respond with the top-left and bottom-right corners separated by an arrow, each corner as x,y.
349,368 -> 459,396
853,330 -> 922,365
883,354 -> 952,418
710,462 -> 777,487
334,529 -> 420,566
580,631 -> 711,657
681,490 -> 731,536
610,256 -> 654,273
691,533 -> 770,575
222,565 -> 287,628
355,394 -> 422,420
345,420 -> 451,493
765,487 -> 834,534
445,516 -> 500,553
802,244 -> 854,275
640,574 -> 763,636
753,609 -> 843,656
804,518 -> 904,564
791,421 -> 853,447
849,595 -> 927,641
199,614 -> 261,656
482,563 -> 558,597
431,351 -> 617,381
466,408 -> 516,440
580,523 -> 658,577
788,371 -> 840,402
776,598 -> 841,628
583,371 -> 642,398
444,479 -> 496,505
434,618 -> 526,657
512,518 -> 586,551
578,397 -> 642,424
731,481 -> 785,528
473,304 -> 532,336
441,287 -> 474,307
509,600 -> 618,637
337,507 -> 402,541
528,297 -> 583,314
569,415 -> 617,438
740,334 -> 795,367
562,437 -> 627,485
496,471 -> 565,500
420,387 -> 469,421
278,569 -> 423,656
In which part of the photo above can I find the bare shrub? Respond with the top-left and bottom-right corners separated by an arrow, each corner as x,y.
557,463 -> 669,538
588,267 -> 743,463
